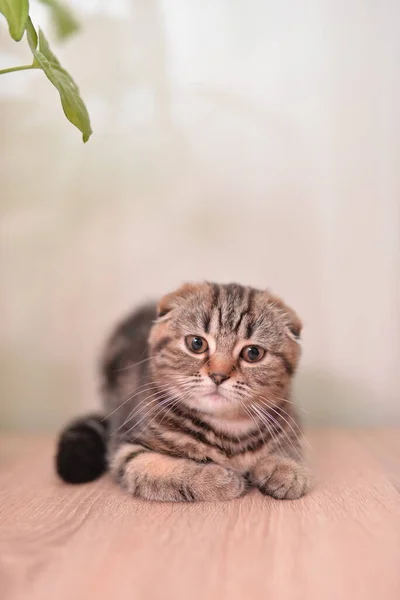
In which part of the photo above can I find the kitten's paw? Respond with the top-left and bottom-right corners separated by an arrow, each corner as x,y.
112,446 -> 248,503
197,464 -> 248,501
253,458 -> 309,500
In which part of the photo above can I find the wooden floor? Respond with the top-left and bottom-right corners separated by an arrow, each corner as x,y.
1,430 -> 400,600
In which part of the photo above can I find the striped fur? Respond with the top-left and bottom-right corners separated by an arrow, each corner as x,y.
56,282 -> 309,501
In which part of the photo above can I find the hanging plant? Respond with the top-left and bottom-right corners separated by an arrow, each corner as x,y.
0,0 -> 92,142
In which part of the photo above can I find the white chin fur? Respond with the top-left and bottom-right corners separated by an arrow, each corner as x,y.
183,393 -> 248,423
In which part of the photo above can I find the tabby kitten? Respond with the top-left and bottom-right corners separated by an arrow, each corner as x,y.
56,282 -> 309,502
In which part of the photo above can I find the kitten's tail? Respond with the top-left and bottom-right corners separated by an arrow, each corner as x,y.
56,413 -> 109,484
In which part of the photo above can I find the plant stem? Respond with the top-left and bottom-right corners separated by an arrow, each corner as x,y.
0,64 -> 38,75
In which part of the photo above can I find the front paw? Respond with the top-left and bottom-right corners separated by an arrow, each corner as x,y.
252,457 -> 309,500
197,464 -> 248,501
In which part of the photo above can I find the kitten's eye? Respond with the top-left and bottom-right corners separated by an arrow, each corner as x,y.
288,325 -> 301,339
240,345 -> 266,363
185,335 -> 208,354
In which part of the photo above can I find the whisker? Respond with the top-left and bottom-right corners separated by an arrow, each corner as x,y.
102,381 -> 179,421
117,381 -> 195,431
259,396 -> 310,450
142,391 -> 193,435
124,391 -> 192,438
114,355 -> 153,373
278,396 -> 309,415
250,404 -> 286,456
239,401 -> 266,445
122,398 -> 170,438
255,403 -> 302,459
103,374 -> 196,422
124,374 -> 192,395
102,384 -> 159,421
260,397 -> 303,434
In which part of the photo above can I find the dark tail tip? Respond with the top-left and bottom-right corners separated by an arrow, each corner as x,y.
56,415 -> 108,484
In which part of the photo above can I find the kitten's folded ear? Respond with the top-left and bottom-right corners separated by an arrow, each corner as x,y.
286,312 -> 302,340
267,292 -> 303,340
157,282 -> 208,318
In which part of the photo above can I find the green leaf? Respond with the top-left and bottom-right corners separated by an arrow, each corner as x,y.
0,0 -> 29,41
38,24 -> 60,66
36,0 -> 79,40
25,16 -> 37,53
31,29 -> 92,142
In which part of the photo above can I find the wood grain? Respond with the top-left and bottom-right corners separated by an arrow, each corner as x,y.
1,430 -> 400,600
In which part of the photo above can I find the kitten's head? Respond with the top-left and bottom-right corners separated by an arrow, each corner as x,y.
148,282 -> 302,418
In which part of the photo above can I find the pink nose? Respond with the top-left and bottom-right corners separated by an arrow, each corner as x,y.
209,373 -> 229,386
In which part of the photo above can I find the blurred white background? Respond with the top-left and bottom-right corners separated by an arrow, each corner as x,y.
0,0 -> 399,431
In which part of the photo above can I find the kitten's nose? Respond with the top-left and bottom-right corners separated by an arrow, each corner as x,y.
209,373 -> 229,386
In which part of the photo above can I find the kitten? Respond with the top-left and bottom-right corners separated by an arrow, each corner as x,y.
56,282 -> 309,502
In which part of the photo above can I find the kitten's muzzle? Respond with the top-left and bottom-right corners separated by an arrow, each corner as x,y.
209,373 -> 230,386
